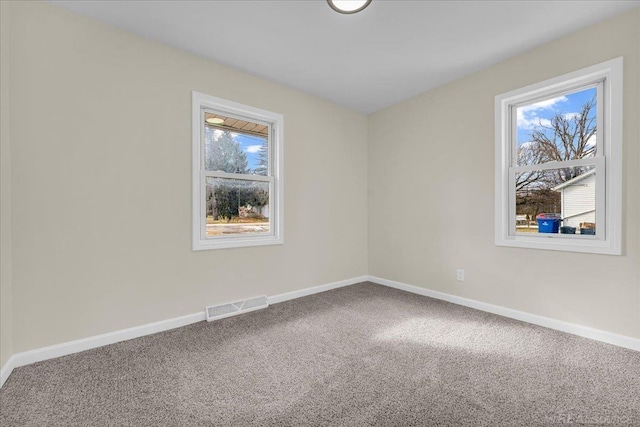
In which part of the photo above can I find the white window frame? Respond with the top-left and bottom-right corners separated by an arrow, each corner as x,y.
192,91 -> 284,250
495,57 -> 622,255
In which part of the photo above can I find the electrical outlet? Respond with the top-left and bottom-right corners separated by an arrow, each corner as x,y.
456,269 -> 465,282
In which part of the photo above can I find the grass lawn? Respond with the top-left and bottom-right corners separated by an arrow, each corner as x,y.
516,227 -> 539,233
207,216 -> 268,225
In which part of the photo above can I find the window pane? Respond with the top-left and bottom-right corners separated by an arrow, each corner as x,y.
516,87 -> 597,166
515,165 -> 596,235
205,177 -> 270,237
204,112 -> 268,176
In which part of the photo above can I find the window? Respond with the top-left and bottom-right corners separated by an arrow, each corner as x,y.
192,92 -> 283,250
495,58 -> 622,254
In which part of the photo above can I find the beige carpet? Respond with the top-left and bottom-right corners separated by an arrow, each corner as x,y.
1,282 -> 639,426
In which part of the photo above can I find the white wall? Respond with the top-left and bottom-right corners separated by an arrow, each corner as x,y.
3,1 -> 368,354
368,7 -> 640,339
1,0 -> 14,368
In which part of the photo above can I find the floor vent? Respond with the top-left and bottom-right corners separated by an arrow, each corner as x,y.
205,296 -> 268,322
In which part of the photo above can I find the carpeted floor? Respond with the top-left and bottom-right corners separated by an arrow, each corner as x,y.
1,282 -> 639,426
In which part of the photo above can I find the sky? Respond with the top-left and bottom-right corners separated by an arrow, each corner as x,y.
235,133 -> 266,171
516,86 -> 596,146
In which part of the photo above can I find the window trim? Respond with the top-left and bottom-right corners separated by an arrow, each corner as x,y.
192,91 -> 284,251
494,57 -> 622,255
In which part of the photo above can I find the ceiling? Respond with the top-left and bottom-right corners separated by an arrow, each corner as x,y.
50,0 -> 639,114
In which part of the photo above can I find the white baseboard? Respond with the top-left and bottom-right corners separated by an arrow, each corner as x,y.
0,275 -> 366,389
0,355 -> 17,389
268,276 -> 368,305
366,275 -> 640,352
0,311 -> 205,389
2,274 -> 638,389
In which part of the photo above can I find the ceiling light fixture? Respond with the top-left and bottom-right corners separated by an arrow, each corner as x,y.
205,117 -> 225,125
327,0 -> 372,14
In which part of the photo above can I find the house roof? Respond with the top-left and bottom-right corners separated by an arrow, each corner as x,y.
204,112 -> 268,137
552,169 -> 596,191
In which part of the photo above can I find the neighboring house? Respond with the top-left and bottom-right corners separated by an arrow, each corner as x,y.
239,204 -> 269,219
553,170 -> 596,228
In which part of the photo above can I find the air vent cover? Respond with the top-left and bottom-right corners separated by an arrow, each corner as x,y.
205,296 -> 268,322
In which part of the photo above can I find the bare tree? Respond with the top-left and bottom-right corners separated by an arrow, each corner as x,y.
515,97 -> 596,218
515,142 -> 548,191
528,97 -> 596,184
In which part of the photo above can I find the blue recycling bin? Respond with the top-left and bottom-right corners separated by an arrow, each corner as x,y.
537,217 -> 560,233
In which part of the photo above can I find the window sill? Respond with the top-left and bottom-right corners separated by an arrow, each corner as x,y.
496,234 -> 620,255
193,235 -> 283,251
